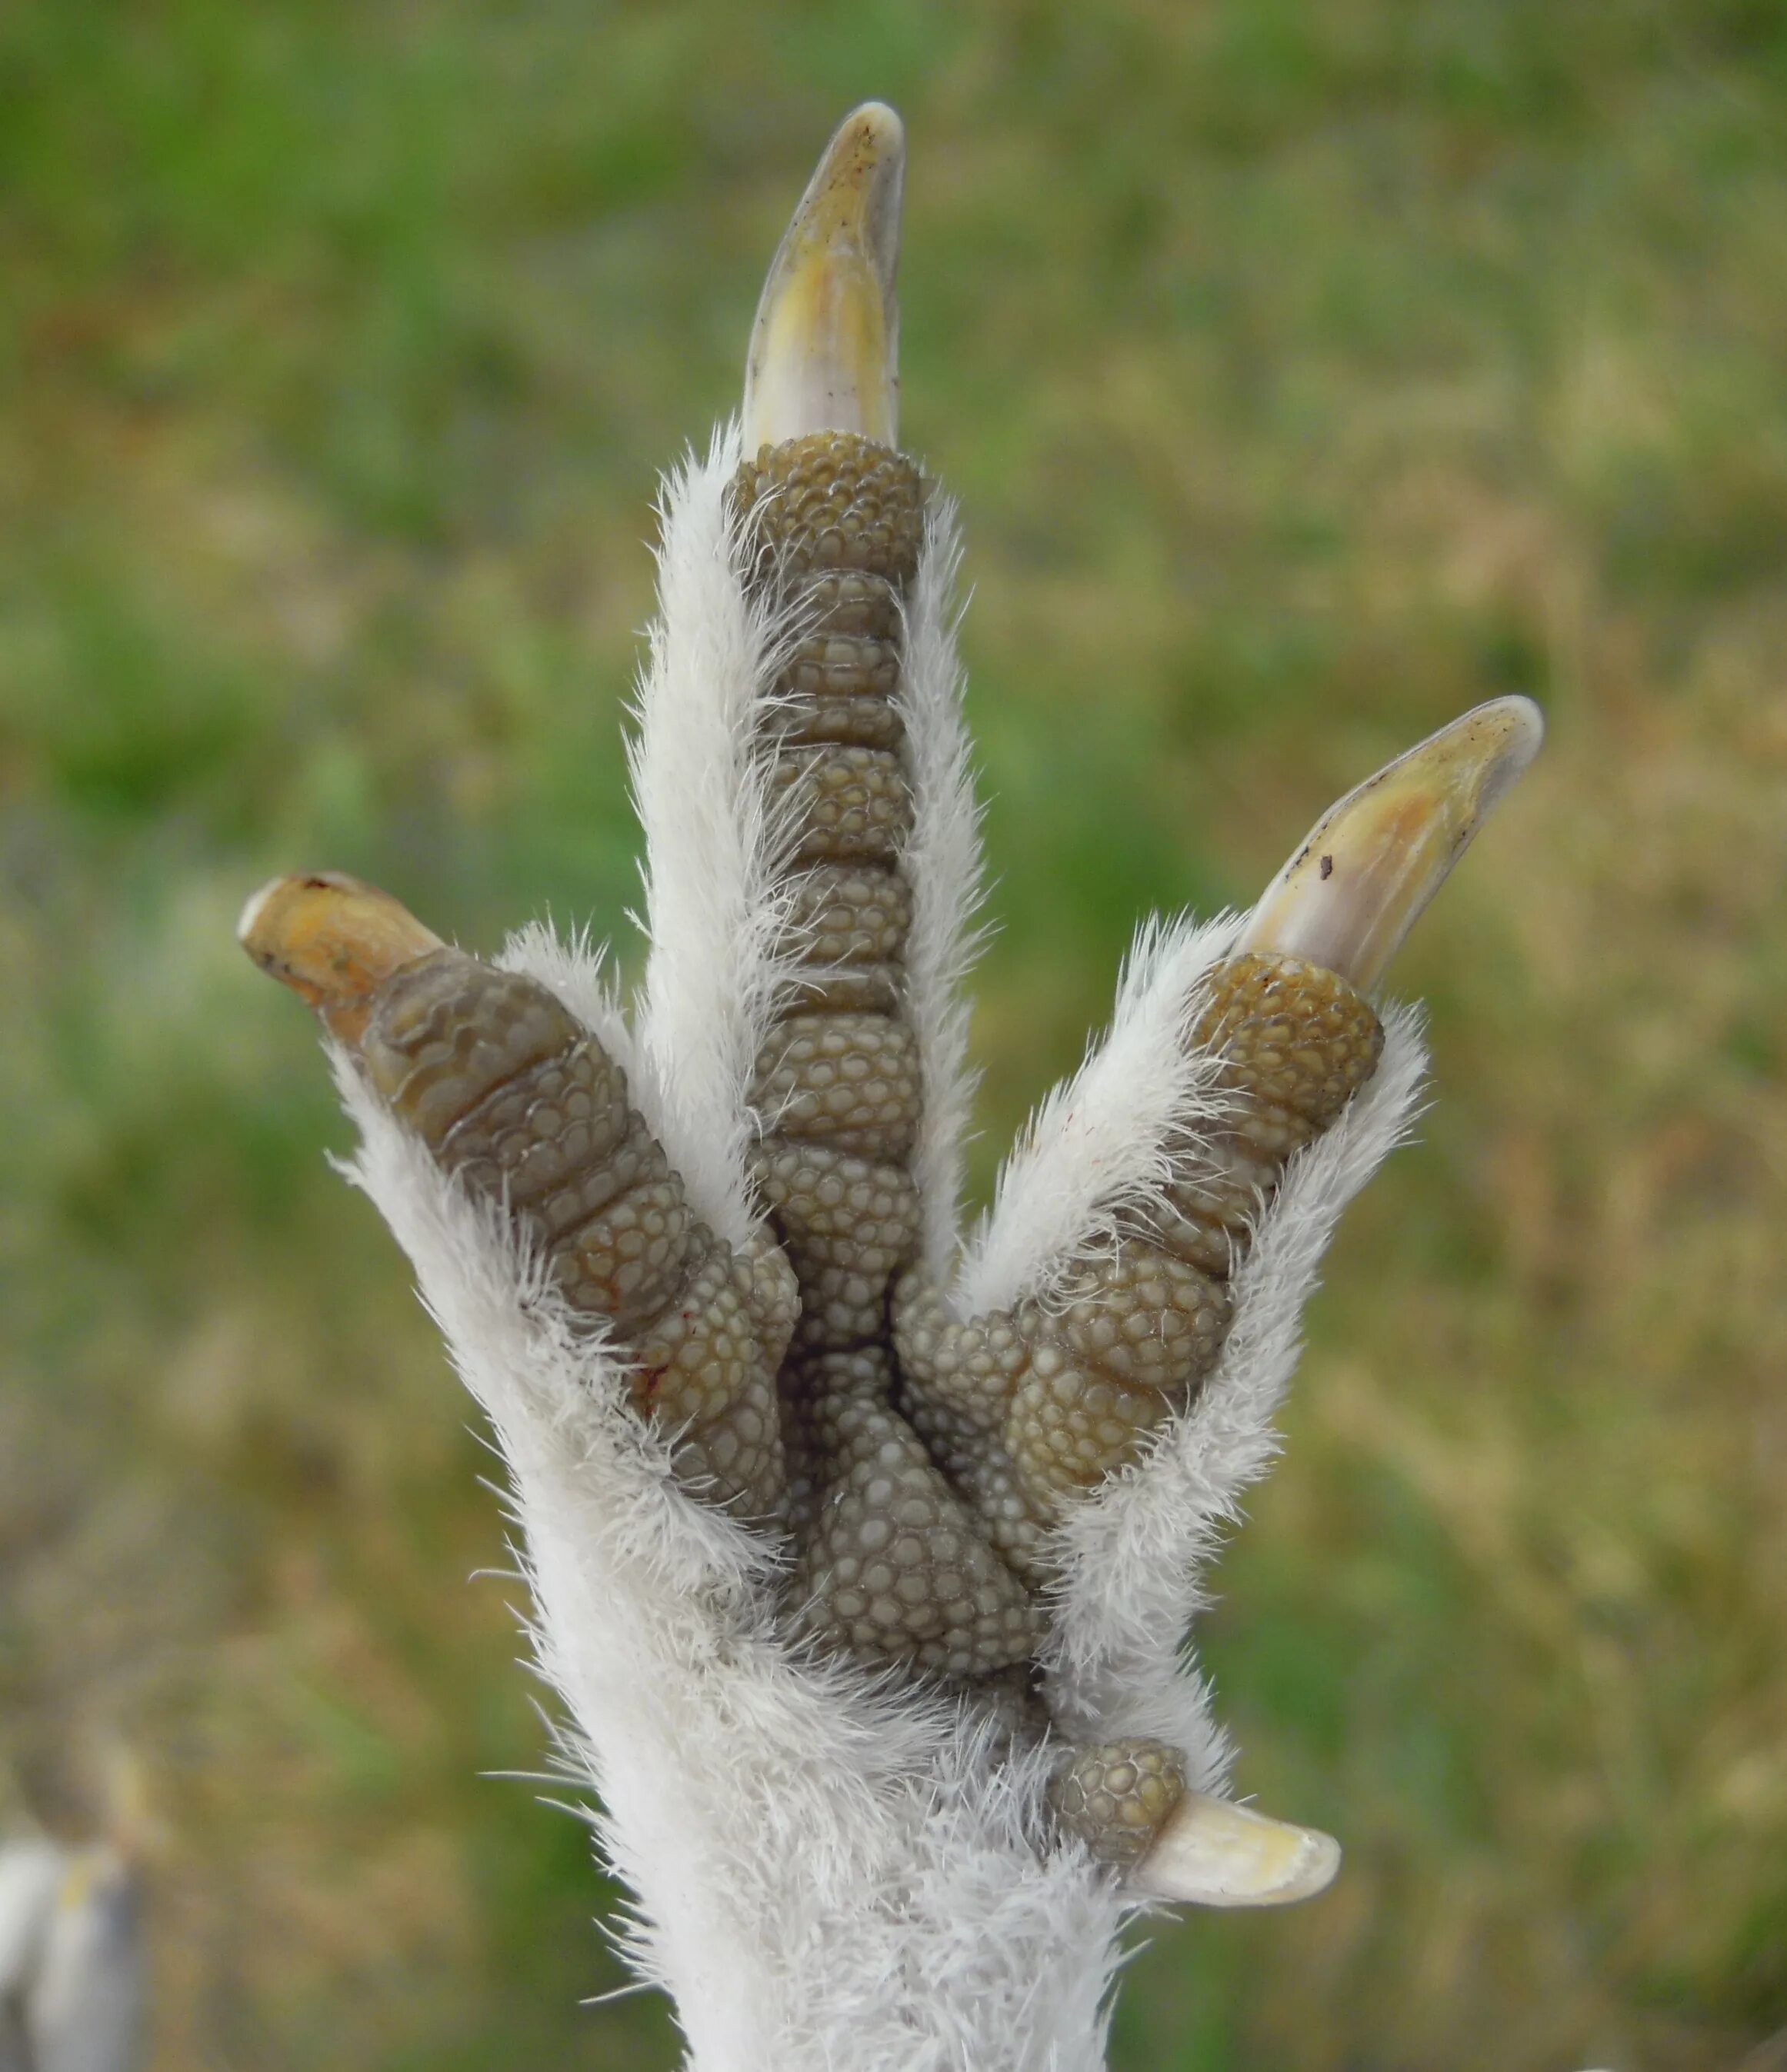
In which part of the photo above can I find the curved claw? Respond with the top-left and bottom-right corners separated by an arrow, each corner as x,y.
1238,695 -> 1544,990
742,100 -> 905,451
238,871 -> 442,1044
1129,1791 -> 1342,1908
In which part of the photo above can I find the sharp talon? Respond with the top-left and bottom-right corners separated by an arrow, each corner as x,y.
1238,695 -> 1544,990
742,101 -> 904,451
1128,1790 -> 1342,1908
238,872 -> 443,1044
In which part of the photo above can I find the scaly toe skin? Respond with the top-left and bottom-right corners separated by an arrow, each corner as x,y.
371,954 -> 792,1521
1049,1739 -> 1187,1873
784,1348 -> 1042,1677
1192,952 -> 1386,1151
895,696 -> 1541,1557
731,432 -> 924,588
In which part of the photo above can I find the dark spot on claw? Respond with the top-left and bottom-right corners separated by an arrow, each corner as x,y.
1319,854 -> 1333,880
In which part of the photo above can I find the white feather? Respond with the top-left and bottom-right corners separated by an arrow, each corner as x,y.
0,1840 -> 59,1999
896,493 -> 989,1281
955,911 -> 1245,1318
628,424 -> 807,1249
0,1836 -> 142,2072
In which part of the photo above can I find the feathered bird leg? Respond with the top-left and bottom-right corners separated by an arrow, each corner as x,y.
239,101 -> 1545,2068
0,1762 -> 148,2072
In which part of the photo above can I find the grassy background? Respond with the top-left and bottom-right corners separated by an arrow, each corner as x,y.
4,2 -> 1786,2065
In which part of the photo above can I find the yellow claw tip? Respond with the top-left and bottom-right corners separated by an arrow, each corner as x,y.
832,98 -> 905,159
238,871 -> 442,1042
1239,695 -> 1545,991
742,100 -> 905,451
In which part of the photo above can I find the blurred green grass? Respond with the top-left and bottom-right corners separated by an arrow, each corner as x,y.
3,2 -> 1785,2066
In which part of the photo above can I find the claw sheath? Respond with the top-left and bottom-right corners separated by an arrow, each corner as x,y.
238,871 -> 442,1043
742,102 -> 903,453
1239,695 -> 1543,988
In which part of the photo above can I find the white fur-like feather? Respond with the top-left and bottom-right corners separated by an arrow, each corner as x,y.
628,424 -> 805,1248
954,911 -> 1245,1318
897,494 -> 989,1281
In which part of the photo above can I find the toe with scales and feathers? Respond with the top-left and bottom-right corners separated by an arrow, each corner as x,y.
241,97 -> 1541,2015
